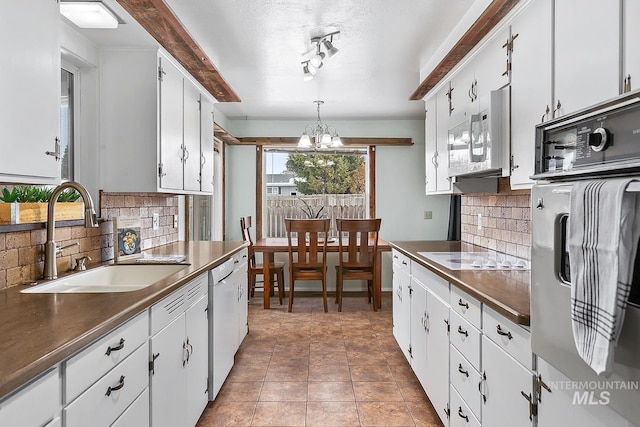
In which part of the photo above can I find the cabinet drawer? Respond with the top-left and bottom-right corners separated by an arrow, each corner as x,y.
65,311 -> 148,403
392,249 -> 410,273
451,287 -> 482,330
111,388 -> 149,427
483,306 -> 532,370
411,262 -> 449,302
450,386 -> 481,427
184,273 -> 208,308
450,310 -> 481,370
64,342 -> 149,427
0,367 -> 60,427
232,248 -> 249,269
450,346 -> 482,421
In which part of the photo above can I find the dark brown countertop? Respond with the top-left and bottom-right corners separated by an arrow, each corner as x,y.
0,241 -> 246,400
389,241 -> 530,326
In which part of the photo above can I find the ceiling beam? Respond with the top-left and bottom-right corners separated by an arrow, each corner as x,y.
409,0 -> 520,101
116,0 -> 241,102
235,137 -> 413,146
214,123 -> 241,145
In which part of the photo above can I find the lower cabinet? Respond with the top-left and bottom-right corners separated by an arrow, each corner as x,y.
150,273 -> 208,427
392,250 -> 411,362
0,367 -> 60,427
112,389 -> 150,427
232,249 -> 249,352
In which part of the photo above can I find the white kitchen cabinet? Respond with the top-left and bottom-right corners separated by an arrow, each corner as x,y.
99,49 -> 216,194
0,367 -> 60,427
185,295 -> 209,427
554,0 -> 621,117
623,0 -> 640,92
481,336 -> 534,427
509,0 -> 553,189
150,273 -> 208,427
425,287 -> 451,425
0,0 -> 60,184
199,96 -> 216,193
111,389 -> 149,427
470,25 -> 511,97
211,265 -> 236,398
409,277 -> 428,387
232,250 -> 249,352
425,95 -> 440,194
392,250 -> 412,361
536,356 -> 634,427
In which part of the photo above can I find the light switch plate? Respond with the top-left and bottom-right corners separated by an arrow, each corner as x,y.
152,213 -> 159,230
173,214 -> 179,228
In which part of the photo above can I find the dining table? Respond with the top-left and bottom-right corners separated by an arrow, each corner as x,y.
253,237 -> 391,310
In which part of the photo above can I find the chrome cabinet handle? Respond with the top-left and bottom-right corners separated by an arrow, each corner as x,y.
496,324 -> 513,340
105,375 -> 125,396
105,338 -> 125,356
479,371 -> 487,403
458,363 -> 469,377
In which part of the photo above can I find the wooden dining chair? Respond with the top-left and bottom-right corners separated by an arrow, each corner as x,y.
240,216 -> 285,305
335,218 -> 382,312
284,218 -> 331,313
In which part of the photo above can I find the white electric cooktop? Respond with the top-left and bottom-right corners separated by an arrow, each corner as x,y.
417,251 -> 530,271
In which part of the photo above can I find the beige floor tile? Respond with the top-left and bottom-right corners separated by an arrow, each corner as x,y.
264,364 -> 309,382
309,363 -> 351,382
307,381 -> 355,401
352,382 -> 405,402
195,400 -> 256,427
259,381 -> 308,401
349,365 -> 394,382
306,401 -> 360,426
405,400 -> 444,427
215,381 -> 263,403
389,364 -> 419,382
397,380 -> 430,402
356,401 -> 415,427
251,401 -> 307,426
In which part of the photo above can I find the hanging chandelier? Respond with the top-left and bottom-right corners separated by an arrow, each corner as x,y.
298,100 -> 343,149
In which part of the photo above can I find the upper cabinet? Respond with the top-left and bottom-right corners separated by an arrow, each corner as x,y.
100,50 -> 216,194
623,0 -> 640,92
510,0 -> 553,189
0,0 -> 60,184
553,0 -> 621,117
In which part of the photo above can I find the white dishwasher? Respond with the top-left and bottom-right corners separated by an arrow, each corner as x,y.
208,258 -> 235,400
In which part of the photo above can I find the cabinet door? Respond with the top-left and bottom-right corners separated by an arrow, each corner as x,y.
392,265 -> 411,362
623,0 -> 640,92
473,25 -> 510,96
199,96 -> 215,193
510,0 -> 553,189
0,367 -> 60,427
0,0 -> 60,183
150,314 -> 186,427
425,96 -> 438,194
185,296 -> 209,427
409,278 -> 428,388
235,266 -> 248,350
425,289 -> 450,425
183,80 -> 202,192
554,0 -> 620,116
159,55 -> 184,191
481,336 -> 533,427
212,276 -> 236,398
536,357 -> 633,427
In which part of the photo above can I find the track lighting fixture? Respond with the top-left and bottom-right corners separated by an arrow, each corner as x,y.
301,31 -> 340,81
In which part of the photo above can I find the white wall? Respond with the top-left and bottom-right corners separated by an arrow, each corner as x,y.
221,113 -> 451,291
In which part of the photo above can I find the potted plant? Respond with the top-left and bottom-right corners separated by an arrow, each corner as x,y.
0,185 -> 84,225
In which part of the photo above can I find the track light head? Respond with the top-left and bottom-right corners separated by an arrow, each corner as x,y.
323,39 -> 339,59
301,31 -> 340,80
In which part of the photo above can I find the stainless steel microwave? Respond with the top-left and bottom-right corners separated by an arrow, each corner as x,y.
447,89 -> 509,178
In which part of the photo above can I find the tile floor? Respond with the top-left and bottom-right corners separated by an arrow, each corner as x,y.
196,293 -> 443,427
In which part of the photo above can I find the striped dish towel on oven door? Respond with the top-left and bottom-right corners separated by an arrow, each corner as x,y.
568,178 -> 640,376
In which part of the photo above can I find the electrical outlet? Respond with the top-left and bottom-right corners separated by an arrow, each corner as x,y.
477,213 -> 483,230
152,213 -> 159,231
424,210 -> 432,220
173,214 -> 179,228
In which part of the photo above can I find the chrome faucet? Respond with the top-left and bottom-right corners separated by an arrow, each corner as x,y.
43,182 -> 99,279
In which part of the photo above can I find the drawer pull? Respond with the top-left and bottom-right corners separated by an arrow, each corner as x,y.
457,325 -> 468,337
402,260 -> 408,265
458,363 -> 469,377
105,338 -> 125,356
496,324 -> 513,340
457,407 -> 469,422
105,375 -> 125,396
457,299 -> 469,309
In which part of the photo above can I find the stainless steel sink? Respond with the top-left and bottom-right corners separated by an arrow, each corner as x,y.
21,264 -> 189,293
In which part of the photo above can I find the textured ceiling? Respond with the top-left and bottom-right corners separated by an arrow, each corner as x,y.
70,0 -> 476,120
